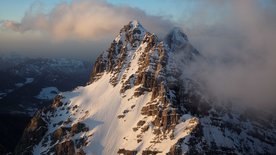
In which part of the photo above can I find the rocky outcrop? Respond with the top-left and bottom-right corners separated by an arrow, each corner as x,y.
142,150 -> 162,155
15,95 -> 89,155
18,21 -> 276,155
89,21 -> 146,84
14,95 -> 66,154
167,143 -> 182,155
14,110 -> 48,155
49,140 -> 85,155
118,149 -> 137,155
91,22 -> 276,154
53,140 -> 75,155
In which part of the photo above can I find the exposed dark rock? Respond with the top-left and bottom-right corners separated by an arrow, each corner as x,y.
76,149 -> 86,155
118,148 -> 137,155
118,115 -> 125,119
141,125 -> 149,132
123,109 -> 130,114
71,122 -> 89,135
89,21 -> 146,85
75,137 -> 87,149
137,120 -> 146,127
142,150 -> 162,155
51,127 -> 69,143
167,142 -> 182,155
64,118 -> 72,124
132,127 -> 139,132
51,95 -> 63,110
17,21 -> 276,155
14,110 -> 48,155
54,140 -> 75,155
72,105 -> 78,111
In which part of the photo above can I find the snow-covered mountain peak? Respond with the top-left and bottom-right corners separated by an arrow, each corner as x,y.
165,27 -> 189,51
114,20 -> 147,48
15,22 -> 276,155
129,20 -> 143,29
90,21 -> 156,85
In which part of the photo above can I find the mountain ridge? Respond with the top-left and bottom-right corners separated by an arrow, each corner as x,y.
0,56 -> 92,154
15,21 -> 276,155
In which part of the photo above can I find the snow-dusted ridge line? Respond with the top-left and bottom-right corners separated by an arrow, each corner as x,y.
15,20 -> 276,155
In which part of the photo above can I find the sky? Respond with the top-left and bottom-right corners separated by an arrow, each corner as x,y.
0,0 -> 183,59
0,0 -> 189,22
0,0 -> 273,59
0,0 -> 276,108
0,0 -> 226,59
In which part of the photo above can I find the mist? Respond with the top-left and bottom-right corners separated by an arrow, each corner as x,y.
181,0 -> 276,109
1,0 -> 275,108
0,0 -> 173,59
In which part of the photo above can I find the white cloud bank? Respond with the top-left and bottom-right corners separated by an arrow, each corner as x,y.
1,0 -> 276,109
181,0 -> 276,109
1,0 -> 173,40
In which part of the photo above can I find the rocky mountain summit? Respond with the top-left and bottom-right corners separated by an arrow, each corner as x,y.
15,21 -> 276,155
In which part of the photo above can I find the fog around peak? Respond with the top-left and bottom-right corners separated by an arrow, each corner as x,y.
0,0 -> 275,109
178,0 -> 276,109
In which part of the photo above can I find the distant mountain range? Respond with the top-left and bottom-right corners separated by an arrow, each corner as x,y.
0,55 -> 92,154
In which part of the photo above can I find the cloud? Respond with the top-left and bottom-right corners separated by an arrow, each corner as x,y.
180,0 -> 276,109
1,0 -> 173,40
1,20 -> 22,31
1,0 -> 275,108
0,0 -> 174,60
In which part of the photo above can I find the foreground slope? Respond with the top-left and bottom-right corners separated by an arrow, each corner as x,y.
16,21 -> 276,155
0,56 -> 91,154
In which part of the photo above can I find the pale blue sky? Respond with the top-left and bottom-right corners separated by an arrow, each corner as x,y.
0,0 -> 194,22
106,0 -> 194,21
0,0 -> 71,21
0,0 -> 273,21
0,0 -> 275,60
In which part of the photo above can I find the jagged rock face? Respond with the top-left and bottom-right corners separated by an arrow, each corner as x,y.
90,20 -> 146,84
165,27 -> 188,50
15,96 -> 89,155
14,109 -> 48,155
17,21 -> 276,155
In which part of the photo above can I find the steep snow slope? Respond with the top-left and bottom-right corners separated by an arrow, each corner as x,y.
31,48 -> 196,154
16,21 -> 276,155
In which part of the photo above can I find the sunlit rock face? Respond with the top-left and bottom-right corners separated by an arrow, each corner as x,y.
16,21 -> 276,155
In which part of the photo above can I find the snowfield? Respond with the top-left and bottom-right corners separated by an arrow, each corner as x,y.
32,24 -> 199,153
35,87 -> 59,100
26,21 -> 276,155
